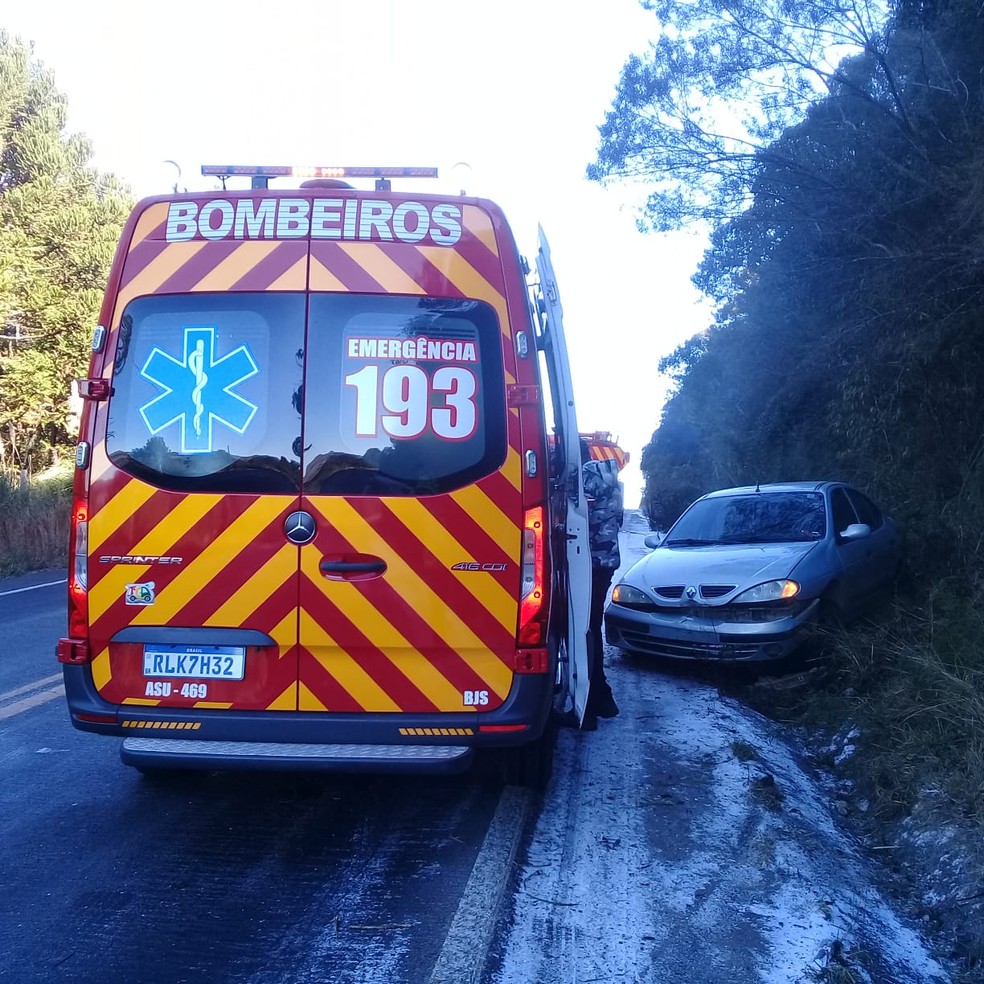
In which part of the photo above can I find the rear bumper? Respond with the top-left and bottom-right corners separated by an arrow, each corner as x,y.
121,736 -> 474,774
62,662 -> 554,773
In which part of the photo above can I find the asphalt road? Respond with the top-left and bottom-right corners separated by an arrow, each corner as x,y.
0,573 -> 512,984
0,525 -> 954,984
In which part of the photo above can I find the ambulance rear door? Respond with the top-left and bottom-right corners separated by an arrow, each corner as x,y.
84,201 -> 309,715
534,227 -> 591,721
294,210 -> 526,720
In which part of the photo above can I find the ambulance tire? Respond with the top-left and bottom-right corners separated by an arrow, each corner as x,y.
499,718 -> 557,790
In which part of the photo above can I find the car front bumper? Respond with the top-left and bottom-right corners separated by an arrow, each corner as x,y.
604,598 -> 820,663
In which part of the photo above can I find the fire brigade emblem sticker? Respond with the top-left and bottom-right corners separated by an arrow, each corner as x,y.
138,326 -> 259,453
125,582 -> 156,606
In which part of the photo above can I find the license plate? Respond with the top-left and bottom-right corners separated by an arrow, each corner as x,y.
143,644 -> 246,680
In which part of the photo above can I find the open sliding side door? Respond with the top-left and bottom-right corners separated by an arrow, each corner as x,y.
532,227 -> 591,722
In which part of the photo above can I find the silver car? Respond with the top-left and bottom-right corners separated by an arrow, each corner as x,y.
604,482 -> 903,663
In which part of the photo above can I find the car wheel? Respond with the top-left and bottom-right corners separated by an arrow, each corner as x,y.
817,595 -> 847,631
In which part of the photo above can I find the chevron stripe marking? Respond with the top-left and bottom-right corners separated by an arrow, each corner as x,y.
230,242 -> 308,291
449,484 -> 521,559
416,245 -> 512,344
381,498 -> 515,633
271,609 -> 298,648
129,203 -> 169,249
368,502 -> 513,698
305,504 -> 495,708
299,584 -> 439,711
314,498 -> 497,654
328,501 -> 514,695
88,492 -> 203,597
502,444 -> 522,493
91,647 -> 112,690
309,242 -> 385,292
298,608 -> 400,711
268,679 -> 299,711
203,543 -> 298,630
112,241 -> 209,325
129,497 -> 285,625
270,255 -> 309,290
399,728 -> 475,736
462,205 -> 499,256
89,493 -> 224,624
309,254 -> 348,291
189,241 -> 283,291
338,243 -> 427,295
87,478 -> 159,553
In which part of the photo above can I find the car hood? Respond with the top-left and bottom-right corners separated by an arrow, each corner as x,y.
625,542 -> 819,591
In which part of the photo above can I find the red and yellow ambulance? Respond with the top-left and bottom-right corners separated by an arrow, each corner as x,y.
57,165 -> 591,786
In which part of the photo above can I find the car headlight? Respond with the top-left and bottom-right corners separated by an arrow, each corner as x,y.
733,580 -> 800,604
611,583 -> 652,605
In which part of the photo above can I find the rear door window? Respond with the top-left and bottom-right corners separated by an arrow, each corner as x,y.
831,487 -> 860,534
106,293 -> 305,493
302,295 -> 506,496
845,488 -> 884,530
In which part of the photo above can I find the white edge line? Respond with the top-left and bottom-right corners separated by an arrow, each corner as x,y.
0,685 -> 65,721
0,578 -> 67,598
428,785 -> 532,984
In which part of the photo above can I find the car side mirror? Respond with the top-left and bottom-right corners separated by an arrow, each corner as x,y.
839,523 -> 871,542
644,532 -> 664,549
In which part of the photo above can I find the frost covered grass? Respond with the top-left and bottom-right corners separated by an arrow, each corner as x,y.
738,593 -> 984,981
0,470 -> 72,576
807,599 -> 984,829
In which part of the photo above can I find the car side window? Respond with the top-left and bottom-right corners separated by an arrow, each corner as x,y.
846,488 -> 884,531
831,488 -> 859,536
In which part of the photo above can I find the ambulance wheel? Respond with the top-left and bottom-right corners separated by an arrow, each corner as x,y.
499,720 -> 556,790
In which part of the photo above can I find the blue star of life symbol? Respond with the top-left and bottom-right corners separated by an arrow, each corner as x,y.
138,326 -> 259,454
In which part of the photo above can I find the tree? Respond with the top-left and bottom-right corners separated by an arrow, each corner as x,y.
588,0 -> 900,230
629,1 -> 984,585
0,30 -> 131,474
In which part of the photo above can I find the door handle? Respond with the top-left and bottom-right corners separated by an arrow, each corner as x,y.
319,556 -> 387,580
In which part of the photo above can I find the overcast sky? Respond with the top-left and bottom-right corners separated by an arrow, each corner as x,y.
6,0 -> 713,506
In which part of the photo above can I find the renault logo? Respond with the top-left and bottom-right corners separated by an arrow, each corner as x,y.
685,585 -> 697,599
284,510 -> 316,545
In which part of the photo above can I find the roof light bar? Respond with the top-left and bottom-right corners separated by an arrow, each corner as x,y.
201,165 -> 439,179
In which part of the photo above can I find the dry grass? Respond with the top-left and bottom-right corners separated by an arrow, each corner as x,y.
820,595 -> 984,826
0,471 -> 72,576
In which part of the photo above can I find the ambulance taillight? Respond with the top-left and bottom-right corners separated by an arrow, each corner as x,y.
57,496 -> 91,664
517,506 -> 548,664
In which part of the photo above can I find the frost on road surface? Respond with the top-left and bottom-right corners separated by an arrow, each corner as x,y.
488,519 -> 951,984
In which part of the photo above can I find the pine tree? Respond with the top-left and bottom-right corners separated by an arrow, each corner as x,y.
0,30 -> 132,475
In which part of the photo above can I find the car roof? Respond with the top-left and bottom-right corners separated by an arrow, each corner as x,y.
698,481 -> 836,500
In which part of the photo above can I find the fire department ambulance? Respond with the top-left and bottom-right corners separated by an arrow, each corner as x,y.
57,165 -> 591,787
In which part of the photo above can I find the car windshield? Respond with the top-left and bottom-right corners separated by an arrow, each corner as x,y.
666,492 -> 826,545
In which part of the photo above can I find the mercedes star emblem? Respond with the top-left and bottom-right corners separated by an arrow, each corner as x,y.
284,510 -> 316,545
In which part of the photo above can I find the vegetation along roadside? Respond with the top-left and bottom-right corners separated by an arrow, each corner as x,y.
4,3 -> 984,979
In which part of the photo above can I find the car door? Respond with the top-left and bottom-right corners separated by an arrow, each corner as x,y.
534,228 -> 591,721
829,485 -> 883,611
